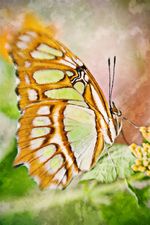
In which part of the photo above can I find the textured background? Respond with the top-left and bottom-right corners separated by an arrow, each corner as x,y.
0,1 -> 150,225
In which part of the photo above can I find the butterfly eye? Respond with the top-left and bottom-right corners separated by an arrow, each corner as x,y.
117,110 -> 122,117
111,101 -> 122,117
112,110 -> 122,117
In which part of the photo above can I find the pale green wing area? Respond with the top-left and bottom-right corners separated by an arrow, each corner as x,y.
64,104 -> 97,171
43,76 -> 88,106
37,43 -> 63,57
33,70 -> 64,84
31,50 -> 55,59
45,88 -> 84,101
31,43 -> 63,59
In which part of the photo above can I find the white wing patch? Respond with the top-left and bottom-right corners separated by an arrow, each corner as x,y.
91,85 -> 109,124
37,106 -> 50,115
36,144 -> 56,163
17,41 -> 28,49
31,127 -> 50,138
31,50 -> 55,59
28,89 -> 38,101
30,138 -> 45,150
45,154 -> 64,173
33,116 -> 51,126
37,44 -> 63,57
19,34 -> 32,42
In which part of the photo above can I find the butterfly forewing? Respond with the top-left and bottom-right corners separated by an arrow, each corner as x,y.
12,27 -> 107,189
13,30 -> 78,110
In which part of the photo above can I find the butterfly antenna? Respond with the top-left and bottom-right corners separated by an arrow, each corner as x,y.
108,58 -> 112,108
110,56 -> 116,105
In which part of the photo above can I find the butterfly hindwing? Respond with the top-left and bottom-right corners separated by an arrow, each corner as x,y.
14,100 -> 103,189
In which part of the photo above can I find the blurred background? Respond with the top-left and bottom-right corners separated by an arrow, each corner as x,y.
0,0 -> 150,225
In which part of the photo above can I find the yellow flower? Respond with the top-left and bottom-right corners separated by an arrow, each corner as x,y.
140,126 -> 150,142
129,126 -> 150,176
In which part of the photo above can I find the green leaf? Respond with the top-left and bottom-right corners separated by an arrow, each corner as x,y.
126,179 -> 150,207
0,57 -> 19,119
0,149 -> 36,199
81,144 -> 135,183
0,112 -> 16,162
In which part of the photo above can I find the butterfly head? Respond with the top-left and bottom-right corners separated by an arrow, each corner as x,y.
110,101 -> 122,136
110,101 -> 122,117
107,57 -> 122,137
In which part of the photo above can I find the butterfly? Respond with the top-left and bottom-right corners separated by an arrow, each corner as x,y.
10,15 -> 122,189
